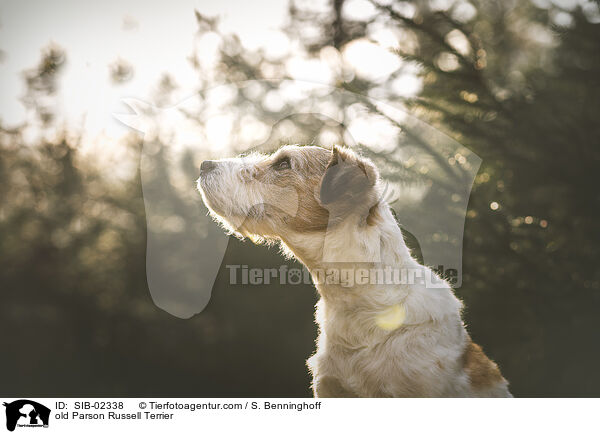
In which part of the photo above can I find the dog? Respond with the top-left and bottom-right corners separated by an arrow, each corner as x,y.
197,144 -> 512,397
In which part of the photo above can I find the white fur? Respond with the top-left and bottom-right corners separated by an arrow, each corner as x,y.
306,208 -> 471,397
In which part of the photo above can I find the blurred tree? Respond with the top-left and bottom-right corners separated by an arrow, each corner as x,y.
366,0 -> 600,396
109,58 -> 134,84
21,44 -> 65,126
0,47 -> 317,396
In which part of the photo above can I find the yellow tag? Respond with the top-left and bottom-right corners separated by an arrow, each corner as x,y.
375,304 -> 406,331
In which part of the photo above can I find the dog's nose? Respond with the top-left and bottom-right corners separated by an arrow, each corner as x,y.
200,160 -> 217,174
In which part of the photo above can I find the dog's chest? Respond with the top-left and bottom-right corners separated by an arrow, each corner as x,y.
317,327 -> 420,397
315,310 -> 406,395
313,303 -> 465,397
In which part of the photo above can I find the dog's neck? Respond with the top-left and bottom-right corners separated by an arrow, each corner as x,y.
281,203 -> 417,299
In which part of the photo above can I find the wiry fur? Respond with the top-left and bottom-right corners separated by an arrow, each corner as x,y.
197,144 -> 512,397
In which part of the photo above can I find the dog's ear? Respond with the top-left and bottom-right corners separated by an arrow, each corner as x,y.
319,146 -> 378,207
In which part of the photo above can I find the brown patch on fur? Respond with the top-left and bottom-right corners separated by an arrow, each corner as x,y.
236,145 -> 381,244
318,146 -> 379,227
462,339 -> 505,389
254,146 -> 331,233
250,145 -> 381,234
366,204 -> 382,226
319,147 -> 377,206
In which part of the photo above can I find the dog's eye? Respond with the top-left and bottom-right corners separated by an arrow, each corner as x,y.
272,156 -> 291,171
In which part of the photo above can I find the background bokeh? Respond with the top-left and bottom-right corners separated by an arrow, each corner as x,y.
1,0 -> 599,397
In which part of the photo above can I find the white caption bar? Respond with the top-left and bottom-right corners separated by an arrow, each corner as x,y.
1,398 -> 598,434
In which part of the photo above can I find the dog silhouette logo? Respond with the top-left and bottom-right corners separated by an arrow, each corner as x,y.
3,400 -> 50,432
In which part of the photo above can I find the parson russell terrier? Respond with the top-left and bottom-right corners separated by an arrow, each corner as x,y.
197,144 -> 512,397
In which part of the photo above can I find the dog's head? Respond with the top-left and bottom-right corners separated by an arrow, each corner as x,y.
197,144 -> 381,244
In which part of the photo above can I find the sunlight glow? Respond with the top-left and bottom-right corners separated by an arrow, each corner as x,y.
342,39 -> 401,82
375,304 -> 407,331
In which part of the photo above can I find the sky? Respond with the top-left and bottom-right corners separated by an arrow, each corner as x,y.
0,0 -> 425,155
1,0 -> 597,143
0,0 -> 290,138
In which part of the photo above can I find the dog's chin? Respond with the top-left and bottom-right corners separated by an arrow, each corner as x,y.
205,205 -> 278,244
197,179 -> 224,214
198,192 -> 219,216
197,190 -> 248,234
206,208 -> 245,235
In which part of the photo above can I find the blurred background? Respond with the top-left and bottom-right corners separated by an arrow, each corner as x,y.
1,0 -> 599,397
